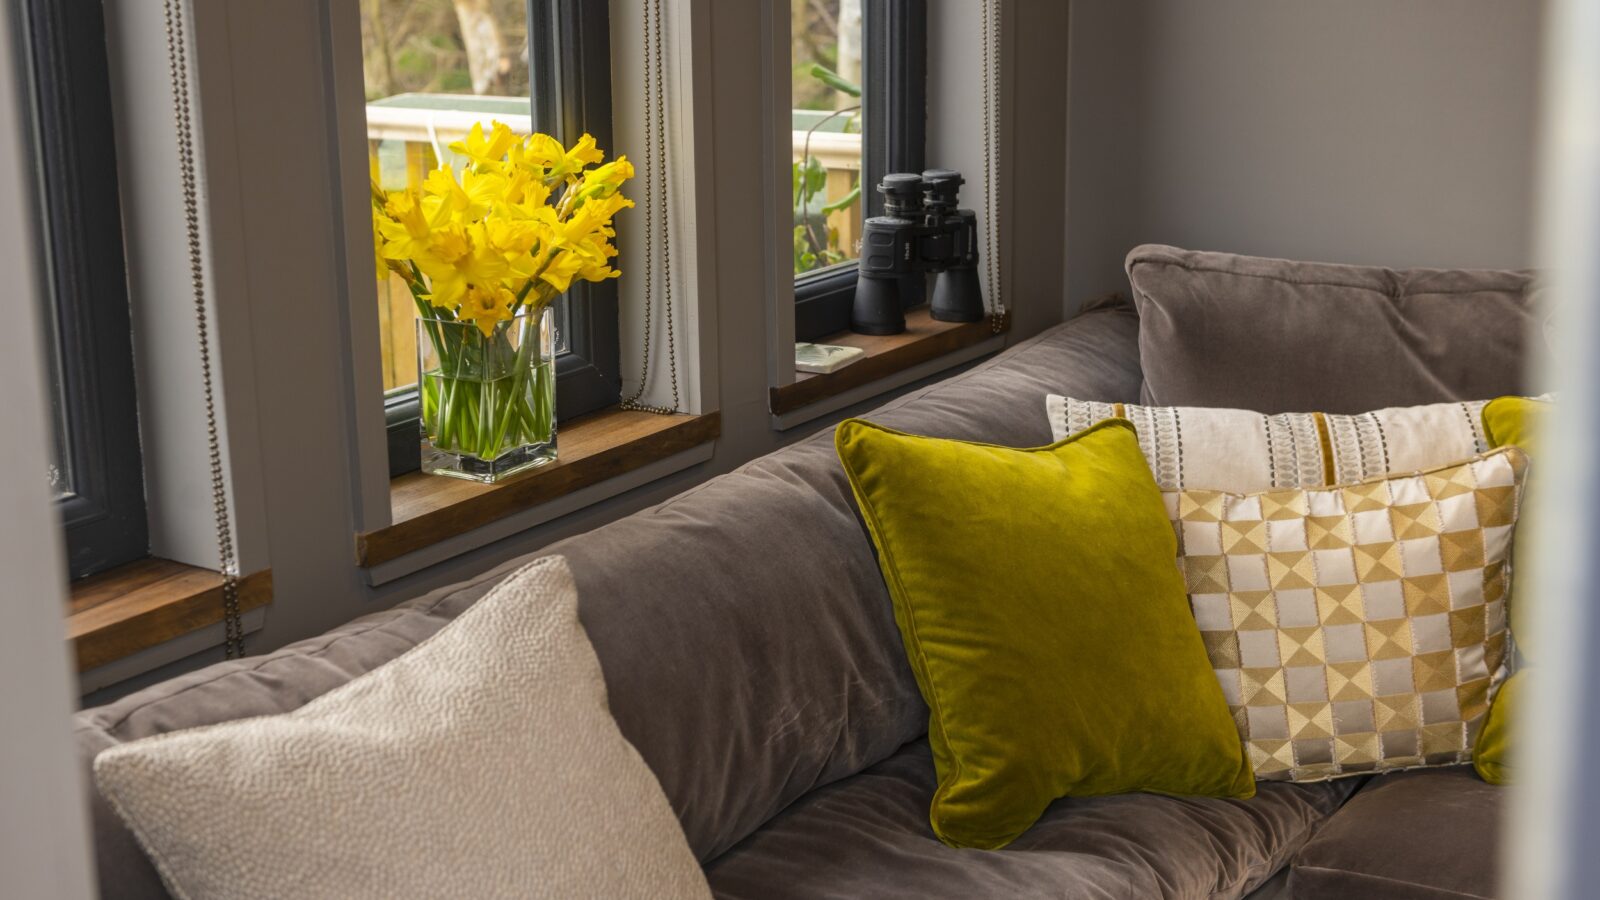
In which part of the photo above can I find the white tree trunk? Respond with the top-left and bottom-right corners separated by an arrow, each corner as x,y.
837,0 -> 862,109
453,0 -> 507,95
364,0 -> 395,98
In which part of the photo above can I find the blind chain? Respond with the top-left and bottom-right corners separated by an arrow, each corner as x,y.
163,0 -> 244,659
982,0 -> 1005,334
619,0 -> 681,415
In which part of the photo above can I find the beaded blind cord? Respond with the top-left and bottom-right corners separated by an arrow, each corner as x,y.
982,0 -> 1005,334
619,0 -> 681,415
163,0 -> 244,659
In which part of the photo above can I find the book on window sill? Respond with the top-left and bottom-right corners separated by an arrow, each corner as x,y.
795,342 -> 866,375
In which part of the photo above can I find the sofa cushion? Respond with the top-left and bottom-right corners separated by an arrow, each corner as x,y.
1173,449 -> 1525,783
92,558 -> 712,900
1125,244 -> 1539,415
1481,395 -> 1552,658
705,739 -> 1358,900
75,301 -> 1146,898
836,418 -> 1254,849
1473,669 -> 1521,786
1290,766 -> 1502,899
1048,395 -> 1500,492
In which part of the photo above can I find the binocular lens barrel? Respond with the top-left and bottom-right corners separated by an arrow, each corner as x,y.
920,168 -> 963,212
878,173 -> 923,219
852,274 -> 908,336
930,266 -> 983,323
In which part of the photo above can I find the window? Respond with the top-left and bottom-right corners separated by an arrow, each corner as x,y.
22,0 -> 148,579
792,0 -> 926,341
362,0 -> 621,476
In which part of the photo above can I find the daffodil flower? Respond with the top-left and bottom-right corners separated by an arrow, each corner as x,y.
577,156 -> 635,202
458,284 -> 517,336
423,166 -> 503,223
551,194 -> 633,262
485,219 -> 546,280
448,121 -> 519,169
538,249 -> 589,294
527,132 -> 606,181
415,223 -> 509,311
372,215 -> 390,283
377,189 -> 453,269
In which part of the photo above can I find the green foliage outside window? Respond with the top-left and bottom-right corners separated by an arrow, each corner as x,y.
793,64 -> 861,276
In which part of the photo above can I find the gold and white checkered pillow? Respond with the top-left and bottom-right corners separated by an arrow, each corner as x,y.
1168,447 -> 1527,782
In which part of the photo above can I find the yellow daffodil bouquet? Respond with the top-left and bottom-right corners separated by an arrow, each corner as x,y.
371,121 -> 633,481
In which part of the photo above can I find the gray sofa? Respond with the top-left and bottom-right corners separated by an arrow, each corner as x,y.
74,297 -> 1506,899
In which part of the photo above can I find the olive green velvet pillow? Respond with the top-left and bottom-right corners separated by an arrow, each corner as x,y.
835,418 -> 1254,850
1474,670 -> 1522,785
1474,395 -> 1552,785
1482,395 -> 1552,655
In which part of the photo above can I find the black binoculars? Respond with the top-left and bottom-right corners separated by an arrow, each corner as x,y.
850,169 -> 984,335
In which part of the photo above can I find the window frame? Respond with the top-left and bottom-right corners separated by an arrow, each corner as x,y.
21,0 -> 149,579
792,0 -> 927,342
383,0 -> 622,477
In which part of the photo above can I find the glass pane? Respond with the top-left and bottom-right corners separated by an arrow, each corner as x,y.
362,0 -> 569,395
791,0 -> 864,278
36,293 -> 72,500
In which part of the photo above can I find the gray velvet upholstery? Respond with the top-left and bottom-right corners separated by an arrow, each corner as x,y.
705,740 -> 1358,900
1126,244 -> 1540,414
72,289 -> 1513,899
1289,767 -> 1504,900
79,302 -> 1194,897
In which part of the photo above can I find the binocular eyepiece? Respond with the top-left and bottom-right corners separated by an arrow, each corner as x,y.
851,169 -> 985,335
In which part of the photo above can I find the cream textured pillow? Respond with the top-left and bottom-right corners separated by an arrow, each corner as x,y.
93,556 -> 712,900
1047,395 -> 1497,492
1170,449 -> 1526,782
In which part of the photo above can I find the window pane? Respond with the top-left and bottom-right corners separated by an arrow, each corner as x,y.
362,1 -> 572,395
25,0 -> 149,575
36,292 -> 72,500
791,0 -> 864,278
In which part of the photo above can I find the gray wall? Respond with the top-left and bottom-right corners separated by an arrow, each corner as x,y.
1065,0 -> 1544,316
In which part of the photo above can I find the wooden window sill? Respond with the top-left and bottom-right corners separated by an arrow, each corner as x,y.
357,407 -> 721,569
769,308 -> 1011,417
68,559 -> 273,672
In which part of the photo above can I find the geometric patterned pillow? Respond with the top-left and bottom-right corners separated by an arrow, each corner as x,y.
1167,447 -> 1527,782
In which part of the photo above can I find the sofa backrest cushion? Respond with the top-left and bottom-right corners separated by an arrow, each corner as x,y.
73,300 -> 1144,896
541,304 -> 1143,860
1126,244 -> 1540,415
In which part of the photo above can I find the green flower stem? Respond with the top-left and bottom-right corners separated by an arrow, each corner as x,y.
437,379 -> 457,449
528,377 -> 553,435
413,294 -> 446,362
525,313 -> 555,444
437,323 -> 478,449
532,364 -> 552,434
418,308 -> 553,463
489,310 -> 547,454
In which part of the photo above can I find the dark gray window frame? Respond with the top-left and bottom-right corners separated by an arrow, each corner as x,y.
386,0 -> 621,476
20,0 -> 149,579
793,0 -> 927,342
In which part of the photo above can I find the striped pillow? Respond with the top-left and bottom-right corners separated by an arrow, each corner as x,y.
1046,396 -> 1500,493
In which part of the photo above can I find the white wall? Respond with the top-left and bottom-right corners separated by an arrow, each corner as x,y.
1065,0 -> 1544,316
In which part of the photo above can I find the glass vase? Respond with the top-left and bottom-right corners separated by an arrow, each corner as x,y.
417,306 -> 557,483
